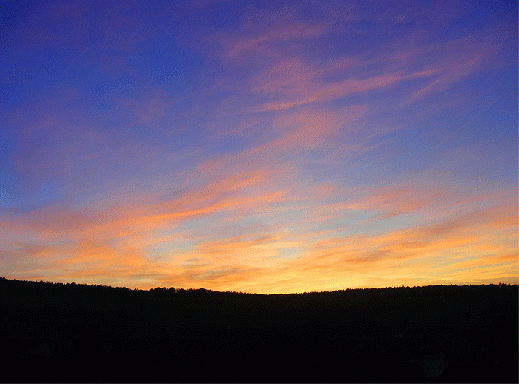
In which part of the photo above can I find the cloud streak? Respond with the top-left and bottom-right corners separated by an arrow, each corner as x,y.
1,0 -> 516,292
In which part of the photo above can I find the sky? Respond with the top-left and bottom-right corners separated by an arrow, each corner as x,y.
0,0 -> 517,293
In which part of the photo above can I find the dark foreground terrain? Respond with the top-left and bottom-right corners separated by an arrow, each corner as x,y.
0,277 -> 517,383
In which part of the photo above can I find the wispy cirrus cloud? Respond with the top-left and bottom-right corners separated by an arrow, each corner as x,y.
1,172 -> 515,292
401,29 -> 516,103
210,9 -> 515,117
1,0 -> 516,292
0,163 -> 289,275
260,201 -> 517,292
224,23 -> 328,59
246,30 -> 510,112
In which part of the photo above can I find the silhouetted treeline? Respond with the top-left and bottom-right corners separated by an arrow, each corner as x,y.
0,277 -> 517,383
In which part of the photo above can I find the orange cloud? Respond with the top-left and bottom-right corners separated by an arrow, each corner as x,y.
242,198 -> 518,293
0,163 -> 292,286
3,149 -> 515,293
150,194 -> 515,294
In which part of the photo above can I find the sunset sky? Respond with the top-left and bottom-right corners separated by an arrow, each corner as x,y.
1,0 -> 517,293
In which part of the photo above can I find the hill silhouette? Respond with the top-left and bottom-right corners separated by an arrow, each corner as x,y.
0,277 -> 517,382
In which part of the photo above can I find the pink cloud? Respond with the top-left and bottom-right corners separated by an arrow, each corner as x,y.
0,165 -> 287,247
330,186 -> 445,219
211,19 -> 514,115
268,105 -> 367,150
304,174 -> 518,230
0,207 -> 94,239
247,55 -> 436,112
399,30 -> 515,103
225,23 -> 328,58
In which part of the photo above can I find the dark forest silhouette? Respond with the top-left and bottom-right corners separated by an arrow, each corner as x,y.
1,277 -> 517,383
